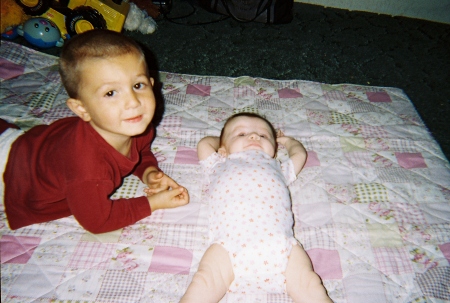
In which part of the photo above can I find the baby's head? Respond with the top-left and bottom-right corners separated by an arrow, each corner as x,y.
59,29 -> 147,99
219,113 -> 277,157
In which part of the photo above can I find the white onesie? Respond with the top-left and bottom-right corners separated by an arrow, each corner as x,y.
200,149 -> 298,293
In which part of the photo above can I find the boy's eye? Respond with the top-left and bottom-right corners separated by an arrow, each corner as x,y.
238,133 -> 246,136
134,83 -> 145,89
260,134 -> 266,138
105,91 -> 115,97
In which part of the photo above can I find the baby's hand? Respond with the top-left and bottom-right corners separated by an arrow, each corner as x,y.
147,187 -> 189,212
276,133 -> 297,147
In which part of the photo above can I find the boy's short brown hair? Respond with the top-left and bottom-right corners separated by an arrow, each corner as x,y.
59,29 -> 147,98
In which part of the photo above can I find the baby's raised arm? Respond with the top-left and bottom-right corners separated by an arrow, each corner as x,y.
276,134 -> 307,175
197,136 -> 220,161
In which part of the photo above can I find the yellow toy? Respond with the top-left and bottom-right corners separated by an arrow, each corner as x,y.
1,0 -> 29,34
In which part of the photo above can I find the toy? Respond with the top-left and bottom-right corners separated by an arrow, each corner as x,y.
1,0 -> 29,35
17,17 -> 64,48
14,0 -> 130,39
123,2 -> 157,34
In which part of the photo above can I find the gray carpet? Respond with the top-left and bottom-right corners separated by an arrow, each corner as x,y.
6,0 -> 450,160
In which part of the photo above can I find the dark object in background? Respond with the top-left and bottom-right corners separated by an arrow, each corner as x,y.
197,0 -> 293,23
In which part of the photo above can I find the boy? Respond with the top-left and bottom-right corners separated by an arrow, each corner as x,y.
1,29 -> 189,234
180,113 -> 331,302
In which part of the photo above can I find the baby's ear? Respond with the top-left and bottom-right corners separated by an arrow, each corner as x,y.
218,146 -> 228,157
66,98 -> 91,122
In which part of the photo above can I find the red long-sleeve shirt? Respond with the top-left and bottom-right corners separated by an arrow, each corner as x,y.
4,117 -> 158,233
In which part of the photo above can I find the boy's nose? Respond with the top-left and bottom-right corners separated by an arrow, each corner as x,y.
126,93 -> 140,108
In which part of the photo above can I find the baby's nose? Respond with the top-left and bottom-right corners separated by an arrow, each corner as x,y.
249,133 -> 260,140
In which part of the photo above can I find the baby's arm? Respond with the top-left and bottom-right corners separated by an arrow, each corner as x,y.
276,133 -> 307,175
197,136 -> 220,161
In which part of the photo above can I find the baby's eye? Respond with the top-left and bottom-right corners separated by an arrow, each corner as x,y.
260,134 -> 266,138
238,133 -> 246,136
105,91 -> 115,97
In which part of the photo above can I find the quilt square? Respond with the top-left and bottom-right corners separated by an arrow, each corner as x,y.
8,264 -> 64,298
307,248 -> 343,280
354,183 -> 389,203
0,58 -> 25,80
304,151 -> 320,167
186,84 -> 211,96
278,87 -> 302,99
148,246 -> 192,275
366,91 -> 392,103
155,224 -> 200,249
344,273 -> 387,303
295,225 -> 336,251
68,242 -> 115,269
159,115 -> 182,133
373,247 -> 414,275
393,203 -> 427,225
174,146 -> 199,164
396,152 -> 427,169
416,266 -> 450,300
0,235 -> 41,264
97,270 -> 147,303
294,203 -> 332,227
439,243 -> 450,262
367,223 -> 403,247
324,90 -> 347,101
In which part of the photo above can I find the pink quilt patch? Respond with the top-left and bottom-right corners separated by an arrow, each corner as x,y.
439,243 -> 450,262
0,235 -> 41,264
395,152 -> 427,169
304,151 -> 320,167
174,146 -> 199,164
148,246 -> 192,274
307,248 -> 342,280
278,88 -> 303,98
186,84 -> 211,96
0,58 -> 25,80
366,91 -> 392,102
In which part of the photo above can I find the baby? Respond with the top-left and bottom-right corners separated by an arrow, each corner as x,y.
180,113 -> 332,302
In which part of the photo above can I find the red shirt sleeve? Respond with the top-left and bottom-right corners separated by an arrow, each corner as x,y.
66,180 -> 151,233
133,124 -> 161,180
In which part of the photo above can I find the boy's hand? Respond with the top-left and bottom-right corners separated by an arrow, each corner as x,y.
147,187 -> 189,212
144,170 -> 180,195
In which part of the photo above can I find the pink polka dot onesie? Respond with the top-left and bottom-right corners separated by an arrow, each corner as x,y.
200,149 -> 298,293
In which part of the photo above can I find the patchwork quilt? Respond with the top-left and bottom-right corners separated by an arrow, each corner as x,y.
1,41 -> 450,303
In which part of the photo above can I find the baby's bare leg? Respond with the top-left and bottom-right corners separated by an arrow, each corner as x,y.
285,244 -> 333,303
180,244 -> 234,303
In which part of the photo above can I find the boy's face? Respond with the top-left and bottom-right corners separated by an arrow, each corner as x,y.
219,116 -> 277,157
68,52 -> 156,148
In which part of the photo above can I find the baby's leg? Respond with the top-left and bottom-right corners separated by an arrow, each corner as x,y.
180,243 -> 234,303
285,244 -> 333,303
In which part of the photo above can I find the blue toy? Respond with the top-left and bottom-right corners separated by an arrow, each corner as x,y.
17,18 -> 64,48
1,26 -> 19,39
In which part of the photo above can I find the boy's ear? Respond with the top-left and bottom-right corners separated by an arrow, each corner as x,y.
66,98 -> 91,122
150,77 -> 155,86
218,146 -> 228,157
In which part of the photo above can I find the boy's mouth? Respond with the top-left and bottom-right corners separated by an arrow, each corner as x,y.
125,115 -> 143,123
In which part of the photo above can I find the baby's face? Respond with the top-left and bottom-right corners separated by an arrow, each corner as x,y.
220,116 -> 276,157
74,52 -> 155,146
